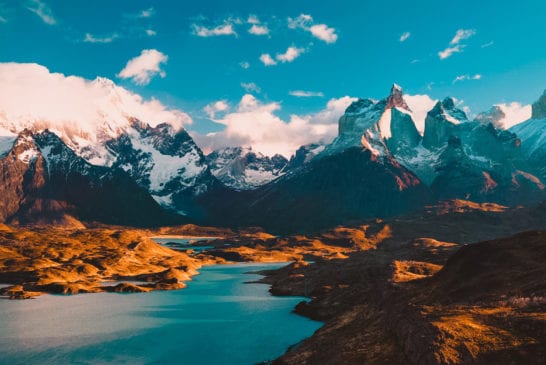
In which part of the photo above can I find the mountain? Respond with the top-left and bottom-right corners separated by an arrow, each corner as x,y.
0,77 -> 217,215
0,129 -> 182,227
329,85 -> 545,204
510,90 -> 546,180
198,85 -> 546,232
205,147 -> 288,190
204,146 -> 431,233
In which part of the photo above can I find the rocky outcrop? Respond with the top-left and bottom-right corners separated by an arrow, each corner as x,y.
386,83 -> 410,110
423,98 -> 466,150
531,90 -> 546,119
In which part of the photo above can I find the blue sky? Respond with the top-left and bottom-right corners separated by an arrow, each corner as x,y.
1,0 -> 545,154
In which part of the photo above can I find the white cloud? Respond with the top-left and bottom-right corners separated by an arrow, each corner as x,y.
249,24 -> 270,36
481,41 -> 494,48
0,62 -> 192,141
289,90 -> 324,97
260,53 -> 277,66
496,102 -> 532,129
288,14 -> 338,44
453,74 -> 482,83
0,13 -> 6,23
438,28 -> 476,59
146,29 -> 157,36
193,94 -> 355,157
241,82 -> 261,93
450,29 -> 476,45
245,15 -> 269,35
399,32 -> 411,42
204,100 -> 229,119
309,24 -> 337,44
276,46 -> 305,63
405,94 -> 438,134
192,21 -> 237,37
138,7 -> 155,18
288,14 -> 313,29
247,15 -> 260,24
25,0 -> 56,25
239,61 -> 250,69
84,33 -> 119,44
117,49 -> 168,85
438,45 -> 464,60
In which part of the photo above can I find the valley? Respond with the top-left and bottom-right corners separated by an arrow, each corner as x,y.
1,60 -> 545,364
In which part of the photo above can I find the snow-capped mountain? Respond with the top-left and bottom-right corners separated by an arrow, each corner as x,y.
510,91 -> 546,179
0,129 -> 180,226
2,65 -> 545,232
206,147 -> 288,190
310,84 -> 545,205
0,72 -> 216,215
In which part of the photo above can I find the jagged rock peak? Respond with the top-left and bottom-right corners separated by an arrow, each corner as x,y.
532,90 -> 546,119
429,97 -> 467,123
386,83 -> 410,110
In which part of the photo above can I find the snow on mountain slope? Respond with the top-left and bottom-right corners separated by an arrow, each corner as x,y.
0,127 -> 17,157
510,118 -> 546,156
0,63 -> 213,212
206,146 -> 288,190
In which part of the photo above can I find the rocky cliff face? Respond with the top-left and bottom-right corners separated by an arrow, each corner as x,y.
531,90 -> 546,119
423,98 -> 466,150
0,130 -> 182,226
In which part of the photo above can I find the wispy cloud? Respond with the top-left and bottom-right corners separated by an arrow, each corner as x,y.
248,24 -> 270,36
84,33 -> 119,44
450,29 -> 476,45
25,0 -> 56,25
117,49 -> 168,85
289,90 -> 324,97
138,7 -> 155,19
438,28 -> 476,60
239,61 -> 250,69
439,45 -> 464,60
145,29 -> 157,36
246,15 -> 269,36
453,74 -> 482,83
260,46 -> 306,66
241,82 -> 261,93
124,7 -> 155,20
481,41 -> 494,48
399,32 -> 411,42
204,100 -> 229,119
276,46 -> 305,63
0,5 -> 7,23
191,19 -> 238,37
288,14 -> 338,44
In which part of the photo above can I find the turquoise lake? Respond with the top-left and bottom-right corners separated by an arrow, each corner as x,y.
0,263 -> 322,365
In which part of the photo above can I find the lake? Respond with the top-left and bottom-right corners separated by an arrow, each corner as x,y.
152,236 -> 219,253
0,263 -> 321,365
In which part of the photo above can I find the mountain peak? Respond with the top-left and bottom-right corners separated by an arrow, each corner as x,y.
386,84 -> 410,110
531,90 -> 546,119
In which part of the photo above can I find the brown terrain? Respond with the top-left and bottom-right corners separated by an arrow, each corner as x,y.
0,199 -> 545,364
0,224 -> 223,299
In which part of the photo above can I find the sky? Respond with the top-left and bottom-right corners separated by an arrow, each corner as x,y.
0,0 -> 545,156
